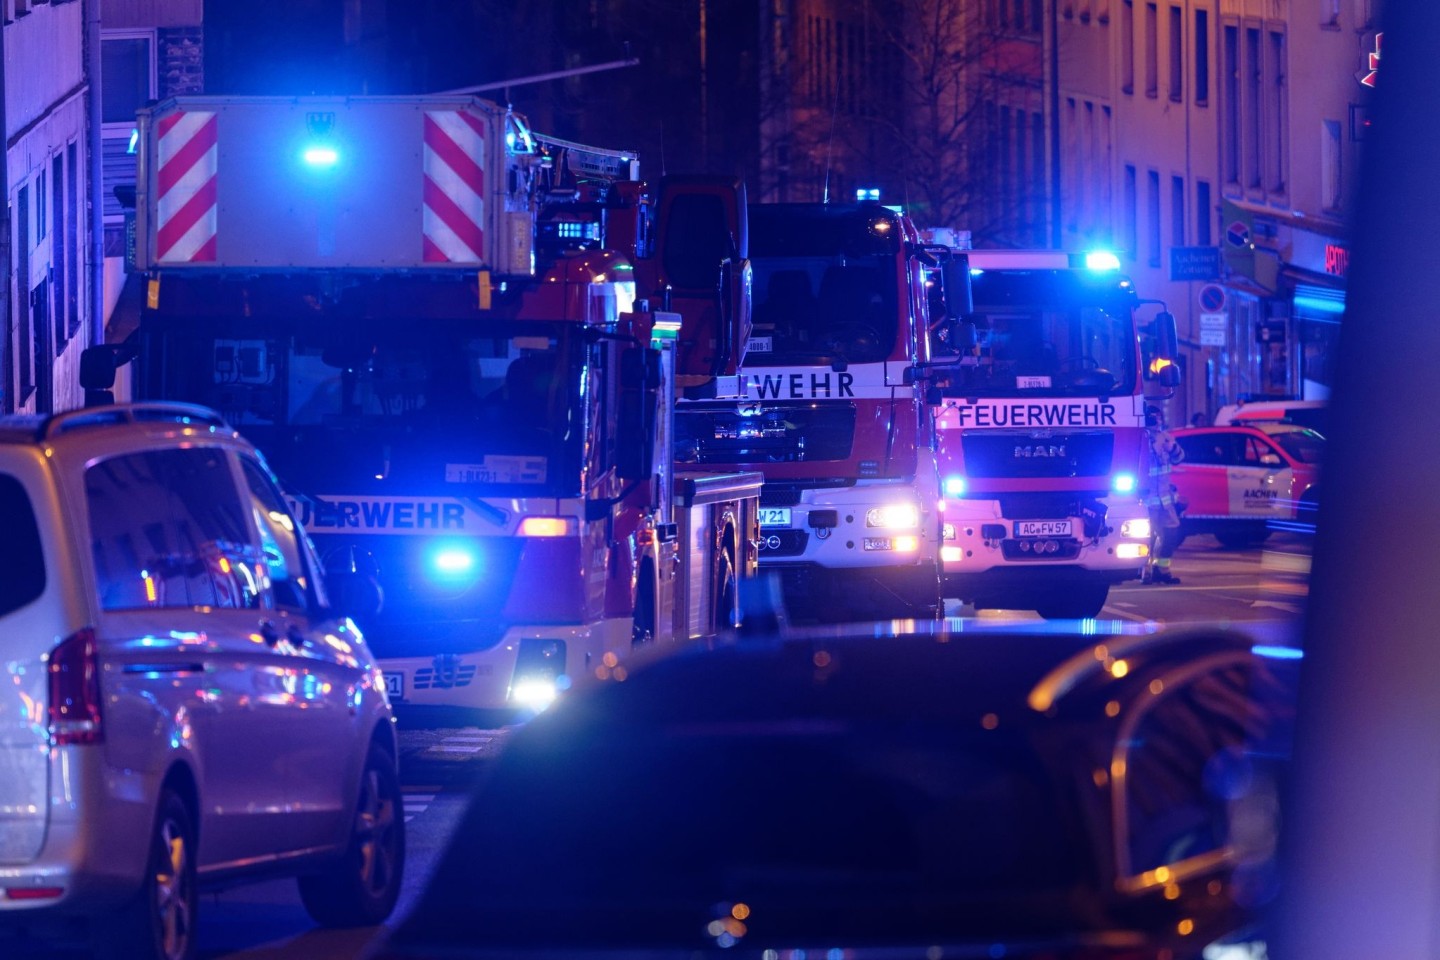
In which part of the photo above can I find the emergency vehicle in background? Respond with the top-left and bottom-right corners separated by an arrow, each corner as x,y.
82,95 -> 761,716
674,201 -> 959,621
923,247 -> 1181,620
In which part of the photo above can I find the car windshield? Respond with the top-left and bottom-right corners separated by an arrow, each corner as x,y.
1262,425 -> 1326,464
162,322 -> 588,498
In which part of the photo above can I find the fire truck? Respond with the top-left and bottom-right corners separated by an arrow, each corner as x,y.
923,248 -> 1181,619
82,95 -> 760,715
673,201 -> 955,621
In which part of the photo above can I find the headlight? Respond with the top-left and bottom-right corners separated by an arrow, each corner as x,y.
865,504 -> 920,529
1121,518 -> 1152,539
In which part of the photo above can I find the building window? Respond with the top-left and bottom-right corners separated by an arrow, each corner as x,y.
1171,175 -> 1186,245
1145,3 -> 1159,98
17,184 -> 33,404
51,154 -> 67,354
66,142 -> 81,338
1064,98 -> 1078,233
1033,111 -> 1047,246
1147,169 -> 1161,267
1169,6 -> 1183,102
1223,24 -> 1240,186
1266,27 -> 1288,197
1244,25 -> 1262,191
1122,1 -> 1135,93
1124,165 -> 1138,260
1195,9 -> 1210,104
1102,106 -> 1114,243
100,33 -> 157,129
1196,180 -> 1213,244
1321,119 -> 1342,211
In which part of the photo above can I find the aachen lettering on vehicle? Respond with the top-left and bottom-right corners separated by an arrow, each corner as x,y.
952,402 -> 1118,428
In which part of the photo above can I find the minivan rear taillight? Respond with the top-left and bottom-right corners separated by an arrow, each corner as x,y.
48,629 -> 102,745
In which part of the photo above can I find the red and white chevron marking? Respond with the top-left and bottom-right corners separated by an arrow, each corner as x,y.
154,110 -> 218,263
423,110 -> 488,263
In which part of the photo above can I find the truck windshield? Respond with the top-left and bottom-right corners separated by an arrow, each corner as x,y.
747,256 -> 899,366
149,321 -> 585,498
935,271 -> 1140,397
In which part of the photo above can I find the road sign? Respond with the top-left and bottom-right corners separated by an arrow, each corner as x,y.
1199,283 -> 1227,312
1200,328 -> 1227,347
1199,312 -> 1226,330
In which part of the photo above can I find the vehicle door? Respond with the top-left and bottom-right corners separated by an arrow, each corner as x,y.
238,455 -> 364,855
1225,433 -> 1293,521
84,445 -> 293,868
1172,433 -> 1234,518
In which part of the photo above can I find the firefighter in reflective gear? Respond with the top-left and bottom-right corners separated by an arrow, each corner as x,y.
1143,404 -> 1185,584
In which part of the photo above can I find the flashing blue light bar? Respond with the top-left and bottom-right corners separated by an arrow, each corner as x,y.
1111,473 -> 1137,494
856,187 -> 881,201
1084,250 -> 1122,271
944,475 -> 966,497
1252,644 -> 1304,660
302,145 -> 340,168
429,544 -> 480,580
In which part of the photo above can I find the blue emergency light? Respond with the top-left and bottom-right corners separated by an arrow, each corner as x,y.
303,145 -> 340,168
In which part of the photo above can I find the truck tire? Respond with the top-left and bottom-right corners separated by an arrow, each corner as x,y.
298,743 -> 405,927
715,534 -> 738,630
1036,584 -> 1109,620
1215,525 -> 1269,549
632,559 -> 657,646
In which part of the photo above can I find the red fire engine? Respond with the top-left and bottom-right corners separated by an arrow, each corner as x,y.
83,95 -> 760,716
674,201 -> 956,621
925,248 -> 1181,619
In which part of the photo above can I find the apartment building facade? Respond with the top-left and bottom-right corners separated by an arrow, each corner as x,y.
2,0 -> 93,414
1056,0 -> 1373,421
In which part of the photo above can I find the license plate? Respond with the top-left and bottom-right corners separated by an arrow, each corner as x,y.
759,507 -> 792,527
1015,520 -> 1074,538
863,537 -> 893,551
384,672 -> 405,700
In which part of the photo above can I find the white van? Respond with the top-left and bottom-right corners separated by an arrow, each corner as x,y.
1213,399 -> 1327,436
0,403 -> 404,960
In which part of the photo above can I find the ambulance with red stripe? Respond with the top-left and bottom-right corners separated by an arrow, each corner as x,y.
674,201 -> 952,621
925,249 -> 1181,619
83,95 -> 759,717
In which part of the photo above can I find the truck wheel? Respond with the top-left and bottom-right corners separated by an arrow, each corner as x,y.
298,743 -> 405,927
632,560 -> 657,646
99,787 -> 198,960
1036,585 -> 1109,620
715,535 -> 738,630
1215,525 -> 1268,549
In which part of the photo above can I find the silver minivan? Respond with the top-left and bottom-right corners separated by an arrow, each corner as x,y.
0,403 -> 403,960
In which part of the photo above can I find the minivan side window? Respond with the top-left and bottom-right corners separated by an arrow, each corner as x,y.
239,457 -> 312,611
0,474 -> 46,616
86,449 -> 255,610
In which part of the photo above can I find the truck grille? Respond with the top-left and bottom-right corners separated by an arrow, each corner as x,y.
675,403 -> 856,465
960,430 -> 1114,478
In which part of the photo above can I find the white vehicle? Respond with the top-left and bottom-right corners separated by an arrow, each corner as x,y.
0,403 -> 403,960
1213,399 -> 1327,435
